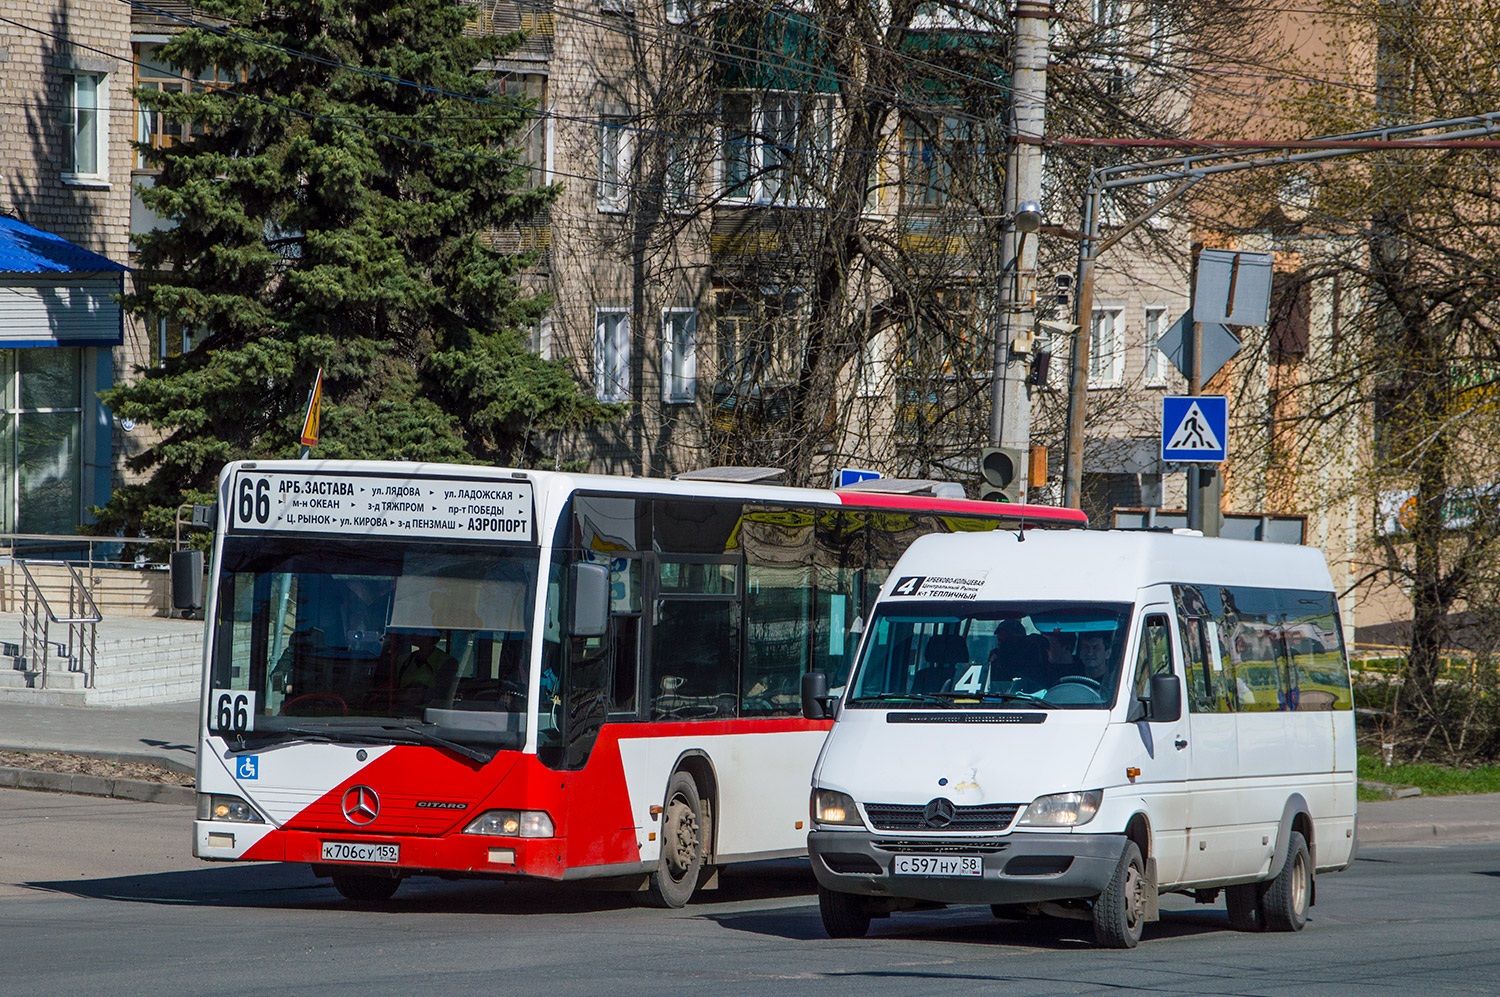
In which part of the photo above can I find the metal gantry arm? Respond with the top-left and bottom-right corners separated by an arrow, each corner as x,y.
1059,110 -> 1500,510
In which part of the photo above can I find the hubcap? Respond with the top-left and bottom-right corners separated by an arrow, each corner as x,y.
663,795 -> 700,880
1124,863 -> 1144,928
1291,852 -> 1309,915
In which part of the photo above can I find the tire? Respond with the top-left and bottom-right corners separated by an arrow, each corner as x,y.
1092,840 -> 1147,949
1224,884 -> 1264,932
330,872 -> 400,903
641,771 -> 706,909
819,885 -> 872,938
1260,831 -> 1312,932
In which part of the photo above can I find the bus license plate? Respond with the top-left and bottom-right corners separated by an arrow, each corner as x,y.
321,841 -> 400,864
894,854 -> 982,877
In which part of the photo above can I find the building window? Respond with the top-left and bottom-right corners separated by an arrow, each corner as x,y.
595,310 -> 631,402
497,73 -> 548,188
134,44 -> 235,170
662,309 -> 697,403
901,115 -> 975,208
1144,307 -> 1167,386
663,139 -> 693,212
664,0 -> 691,22
1089,307 -> 1124,387
149,316 -> 205,367
0,349 -> 84,534
65,74 -> 106,181
720,91 -> 832,206
598,114 -> 632,212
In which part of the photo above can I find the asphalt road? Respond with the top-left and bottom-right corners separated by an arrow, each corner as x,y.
4,787 -> 1499,997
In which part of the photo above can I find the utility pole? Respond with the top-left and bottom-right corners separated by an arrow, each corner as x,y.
987,2 -> 1050,492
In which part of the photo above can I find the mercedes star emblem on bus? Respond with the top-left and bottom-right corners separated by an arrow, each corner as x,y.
342,786 -> 380,826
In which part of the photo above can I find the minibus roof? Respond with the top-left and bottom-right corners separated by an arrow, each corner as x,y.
891,529 -> 1335,603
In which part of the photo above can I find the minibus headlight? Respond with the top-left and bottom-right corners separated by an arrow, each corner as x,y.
811,789 -> 865,828
464,809 -> 555,838
1017,790 -> 1102,827
197,794 -> 265,824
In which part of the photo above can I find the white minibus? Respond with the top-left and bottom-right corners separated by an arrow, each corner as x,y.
802,529 -> 1356,947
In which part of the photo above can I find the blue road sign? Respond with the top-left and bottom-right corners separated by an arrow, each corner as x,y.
1162,395 -> 1227,463
838,468 -> 881,487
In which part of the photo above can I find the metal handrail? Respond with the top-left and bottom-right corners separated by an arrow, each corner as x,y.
17,560 -> 103,690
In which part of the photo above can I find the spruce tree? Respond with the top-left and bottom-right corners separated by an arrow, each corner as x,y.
98,0 -> 613,540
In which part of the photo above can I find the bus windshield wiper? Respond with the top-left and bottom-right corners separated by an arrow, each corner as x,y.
245,724 -> 493,763
849,692 -> 956,707
932,691 -> 1057,709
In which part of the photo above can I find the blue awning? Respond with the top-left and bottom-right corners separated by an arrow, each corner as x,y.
0,216 -> 128,275
0,217 -> 126,348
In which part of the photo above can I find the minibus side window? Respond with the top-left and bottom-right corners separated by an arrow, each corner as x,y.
1220,586 -> 1284,712
1172,585 -> 1216,713
1131,613 -> 1174,702
1278,589 -> 1351,711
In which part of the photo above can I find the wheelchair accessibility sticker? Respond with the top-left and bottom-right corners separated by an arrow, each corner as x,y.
236,756 -> 259,780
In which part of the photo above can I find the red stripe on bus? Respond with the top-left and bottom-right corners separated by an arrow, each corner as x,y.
835,491 -> 1088,523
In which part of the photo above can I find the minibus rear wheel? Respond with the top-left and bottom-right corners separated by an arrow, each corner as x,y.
1092,840 -> 1146,948
818,885 -> 872,938
1225,885 -> 1264,931
1260,831 -> 1311,932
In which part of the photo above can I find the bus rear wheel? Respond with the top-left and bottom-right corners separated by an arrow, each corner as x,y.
641,772 -> 705,908
331,871 -> 401,903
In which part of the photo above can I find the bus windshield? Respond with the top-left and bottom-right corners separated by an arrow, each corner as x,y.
848,601 -> 1134,709
211,537 -> 539,749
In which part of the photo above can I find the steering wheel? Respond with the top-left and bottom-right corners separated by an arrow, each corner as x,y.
1054,675 -> 1103,691
279,693 -> 349,716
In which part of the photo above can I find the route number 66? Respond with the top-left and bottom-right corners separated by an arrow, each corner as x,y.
210,689 -> 257,733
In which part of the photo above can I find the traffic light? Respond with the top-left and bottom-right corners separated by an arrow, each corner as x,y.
979,446 -> 1024,502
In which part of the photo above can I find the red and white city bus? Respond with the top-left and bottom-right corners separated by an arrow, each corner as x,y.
194,460 -> 1085,905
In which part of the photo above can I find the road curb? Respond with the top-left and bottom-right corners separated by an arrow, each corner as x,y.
0,743 -> 194,776
0,766 -> 194,806
1358,821 -> 1500,845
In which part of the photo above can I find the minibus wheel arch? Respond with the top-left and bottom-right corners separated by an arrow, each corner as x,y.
1124,812 -> 1151,865
1268,795 -> 1314,885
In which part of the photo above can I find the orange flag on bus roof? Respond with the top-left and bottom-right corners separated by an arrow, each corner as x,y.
300,368 -> 323,448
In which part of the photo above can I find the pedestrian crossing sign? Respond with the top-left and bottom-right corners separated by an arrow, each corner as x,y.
1161,395 -> 1227,463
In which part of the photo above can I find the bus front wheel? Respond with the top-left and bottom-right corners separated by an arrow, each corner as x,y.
642,771 -> 705,908
330,871 -> 400,903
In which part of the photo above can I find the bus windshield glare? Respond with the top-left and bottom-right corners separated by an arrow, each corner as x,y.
849,601 -> 1134,709
211,537 -> 539,748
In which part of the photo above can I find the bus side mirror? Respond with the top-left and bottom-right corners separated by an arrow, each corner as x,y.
801,670 -> 832,720
171,549 -> 205,612
569,562 -> 610,637
1149,672 -> 1182,722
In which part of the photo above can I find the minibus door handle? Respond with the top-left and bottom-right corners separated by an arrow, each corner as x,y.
1174,737 -> 1188,750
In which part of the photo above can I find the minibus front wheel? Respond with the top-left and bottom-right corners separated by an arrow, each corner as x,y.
818,885 -> 872,938
1092,841 -> 1146,948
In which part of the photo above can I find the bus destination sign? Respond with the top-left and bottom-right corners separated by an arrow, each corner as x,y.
229,470 -> 535,543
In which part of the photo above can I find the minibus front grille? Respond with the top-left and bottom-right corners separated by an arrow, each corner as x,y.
863,803 -> 1021,832
872,840 -> 1011,855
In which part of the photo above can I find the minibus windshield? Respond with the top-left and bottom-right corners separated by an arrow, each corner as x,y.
849,601 -> 1134,709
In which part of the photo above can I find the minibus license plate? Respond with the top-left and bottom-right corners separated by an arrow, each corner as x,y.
321,841 -> 399,864
894,854 -> 982,877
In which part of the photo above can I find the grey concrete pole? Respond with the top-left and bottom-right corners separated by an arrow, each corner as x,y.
988,2 -> 1051,488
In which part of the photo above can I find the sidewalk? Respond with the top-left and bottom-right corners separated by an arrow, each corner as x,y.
1357,792 -> 1500,845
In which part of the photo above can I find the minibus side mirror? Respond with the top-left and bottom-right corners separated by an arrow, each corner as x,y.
802,670 -> 833,720
1149,672 -> 1182,722
569,562 -> 610,637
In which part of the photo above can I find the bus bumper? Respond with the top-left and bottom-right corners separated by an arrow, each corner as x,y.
808,830 -> 1127,905
207,822 -> 570,880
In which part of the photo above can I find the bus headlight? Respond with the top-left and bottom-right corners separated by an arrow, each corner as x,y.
197,794 -> 265,824
1017,790 -> 1102,827
811,789 -> 865,828
464,810 -> 555,838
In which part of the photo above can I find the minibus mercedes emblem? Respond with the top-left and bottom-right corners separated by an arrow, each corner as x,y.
923,797 -> 956,828
342,785 -> 380,825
